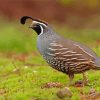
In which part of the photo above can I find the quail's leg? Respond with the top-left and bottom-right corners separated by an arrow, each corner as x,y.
82,72 -> 88,86
68,74 -> 74,86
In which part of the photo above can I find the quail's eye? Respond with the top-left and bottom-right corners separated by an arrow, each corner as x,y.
34,24 -> 40,29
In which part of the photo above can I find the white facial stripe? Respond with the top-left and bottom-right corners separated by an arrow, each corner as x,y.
40,25 -> 43,35
33,21 -> 47,27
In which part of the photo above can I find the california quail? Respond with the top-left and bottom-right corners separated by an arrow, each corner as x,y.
20,16 -> 100,85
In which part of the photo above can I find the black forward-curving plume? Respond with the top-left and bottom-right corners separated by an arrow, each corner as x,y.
20,16 -> 34,24
20,16 -> 48,25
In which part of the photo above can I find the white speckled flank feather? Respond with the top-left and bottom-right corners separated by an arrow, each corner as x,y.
43,38 -> 97,73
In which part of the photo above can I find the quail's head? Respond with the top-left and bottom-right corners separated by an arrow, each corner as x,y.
20,16 -> 48,35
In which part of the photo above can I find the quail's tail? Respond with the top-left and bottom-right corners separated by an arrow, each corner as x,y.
94,57 -> 100,70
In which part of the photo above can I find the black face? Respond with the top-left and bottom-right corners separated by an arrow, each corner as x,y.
20,16 -> 48,35
33,24 -> 42,35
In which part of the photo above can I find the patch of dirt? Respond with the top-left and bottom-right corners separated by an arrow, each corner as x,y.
75,80 -> 84,87
0,89 -> 6,95
80,88 -> 100,100
42,82 -> 63,88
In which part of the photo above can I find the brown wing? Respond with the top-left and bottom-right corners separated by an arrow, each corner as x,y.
47,39 -> 95,61
46,39 -> 95,70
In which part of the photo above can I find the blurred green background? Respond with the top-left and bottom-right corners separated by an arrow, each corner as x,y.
0,0 -> 100,100
0,0 -> 100,53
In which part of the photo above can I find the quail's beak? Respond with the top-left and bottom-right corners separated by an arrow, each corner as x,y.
29,26 -> 32,28
29,22 -> 36,29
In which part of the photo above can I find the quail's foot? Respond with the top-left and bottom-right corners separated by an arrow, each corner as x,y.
82,72 -> 89,86
67,74 -> 74,86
